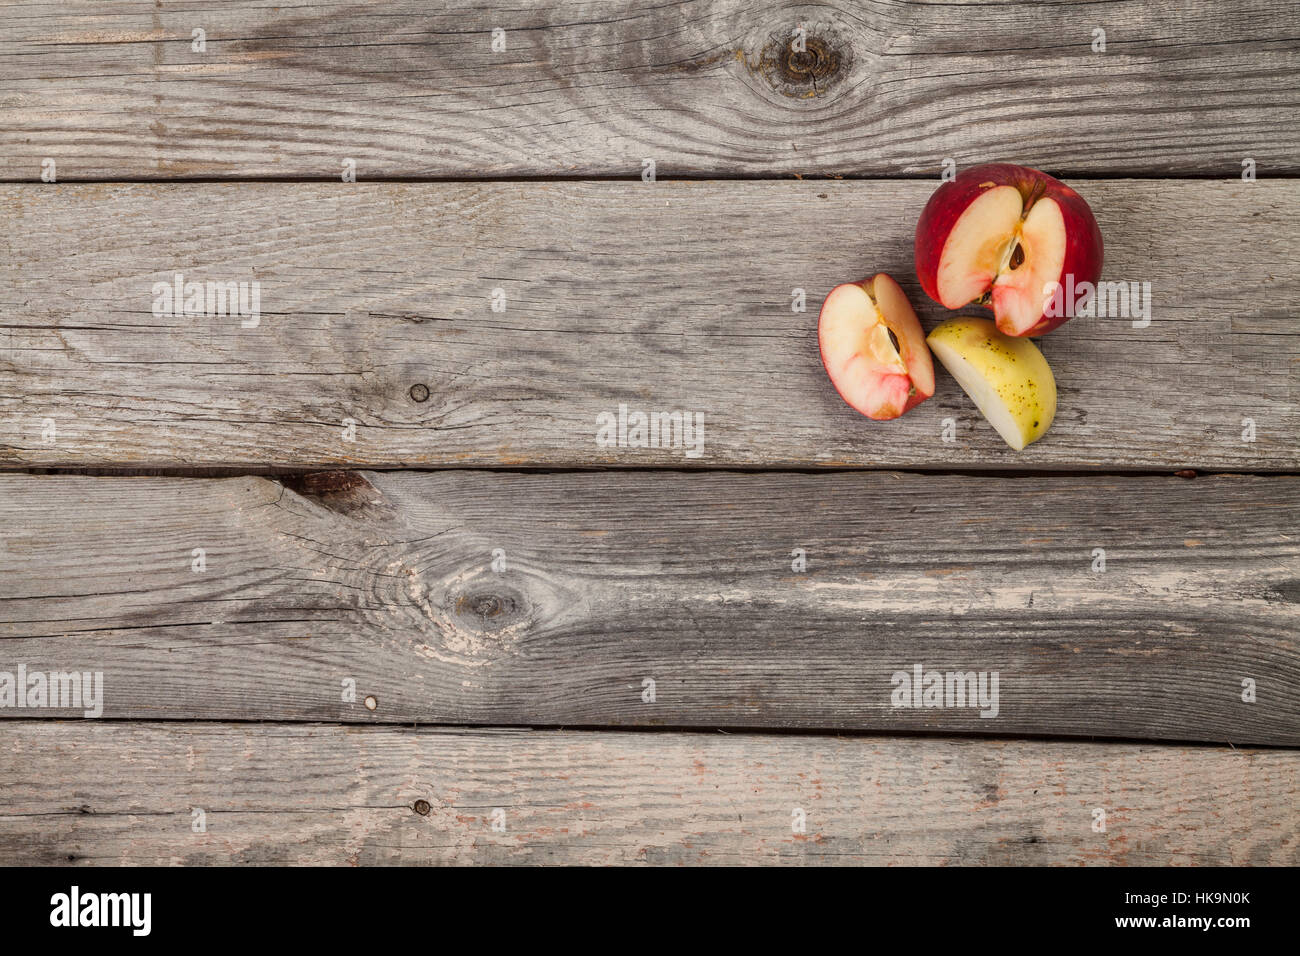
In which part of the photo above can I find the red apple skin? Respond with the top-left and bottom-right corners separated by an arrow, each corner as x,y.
1023,183 -> 1104,336
914,163 -> 1103,336
914,165 -> 1022,305
817,274 -> 934,421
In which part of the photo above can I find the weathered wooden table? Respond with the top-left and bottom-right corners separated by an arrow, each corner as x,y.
1,1 -> 1296,865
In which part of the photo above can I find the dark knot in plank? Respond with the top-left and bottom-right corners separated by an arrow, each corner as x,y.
454,587 -> 524,629
275,468 -> 392,520
278,471 -> 381,518
282,470 -> 371,497
391,561 -> 584,667
389,561 -> 545,667
757,29 -> 849,100
777,36 -> 840,87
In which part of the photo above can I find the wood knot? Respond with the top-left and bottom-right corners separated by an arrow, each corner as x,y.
279,470 -> 386,519
412,799 -> 432,816
282,470 -> 370,497
454,587 -> 524,629
409,383 -> 430,403
780,37 -> 838,85
758,30 -> 849,99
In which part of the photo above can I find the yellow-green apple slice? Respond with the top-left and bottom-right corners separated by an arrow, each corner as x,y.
818,273 -> 935,421
926,316 -> 1056,450
915,163 -> 1103,337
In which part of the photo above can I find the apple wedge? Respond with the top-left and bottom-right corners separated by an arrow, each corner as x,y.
915,164 -> 1103,337
926,317 -> 1056,450
819,273 -> 935,421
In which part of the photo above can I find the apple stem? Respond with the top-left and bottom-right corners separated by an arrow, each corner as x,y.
1021,179 -> 1047,217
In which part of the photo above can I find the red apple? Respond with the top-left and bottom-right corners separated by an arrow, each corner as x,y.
914,163 -> 1103,336
818,273 -> 935,420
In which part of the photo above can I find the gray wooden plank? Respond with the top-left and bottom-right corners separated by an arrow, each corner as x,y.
1,722 -> 1294,865
1,470 -> 1296,743
1,180 -> 1296,470
0,0 -> 1296,179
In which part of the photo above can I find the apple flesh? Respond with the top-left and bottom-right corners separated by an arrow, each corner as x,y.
818,273 -> 935,420
915,163 -> 1103,337
926,317 -> 1057,450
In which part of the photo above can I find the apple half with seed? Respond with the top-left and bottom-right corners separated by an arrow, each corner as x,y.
818,273 -> 935,420
915,163 -> 1103,337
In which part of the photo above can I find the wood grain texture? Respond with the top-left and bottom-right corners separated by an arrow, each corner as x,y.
1,722 -> 1294,866
2,470 -> 1296,743
0,0 -> 1296,179
2,180 -> 1296,470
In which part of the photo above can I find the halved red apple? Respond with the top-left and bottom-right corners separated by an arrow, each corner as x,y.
915,163 -> 1103,337
818,273 -> 935,420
